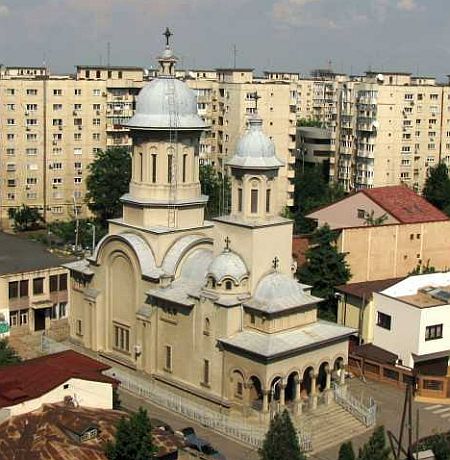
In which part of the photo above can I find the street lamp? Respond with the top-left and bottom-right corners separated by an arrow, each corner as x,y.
87,223 -> 96,255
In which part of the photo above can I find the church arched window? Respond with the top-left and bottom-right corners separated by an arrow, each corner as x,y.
225,280 -> 233,291
203,317 -> 210,336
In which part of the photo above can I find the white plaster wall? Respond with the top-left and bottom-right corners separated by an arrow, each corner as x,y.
6,378 -> 113,417
417,304 -> 450,359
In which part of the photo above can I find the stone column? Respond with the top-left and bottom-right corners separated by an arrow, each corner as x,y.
293,377 -> 302,416
324,365 -> 333,405
309,371 -> 318,410
262,390 -> 270,414
340,362 -> 346,385
244,382 -> 253,416
279,381 -> 286,407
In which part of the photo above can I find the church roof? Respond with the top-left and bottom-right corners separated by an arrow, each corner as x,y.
219,321 -> 355,361
207,249 -> 249,283
245,272 -> 321,314
227,116 -> 284,170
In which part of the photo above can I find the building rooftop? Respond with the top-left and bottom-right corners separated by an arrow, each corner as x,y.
0,351 -> 115,409
336,277 -> 404,300
361,186 -> 448,224
0,232 -> 71,276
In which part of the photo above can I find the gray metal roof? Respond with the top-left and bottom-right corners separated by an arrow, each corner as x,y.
126,78 -> 206,131
245,272 -> 322,314
207,250 -> 249,283
219,321 -> 356,360
63,259 -> 94,276
227,116 -> 284,170
0,232 -> 70,276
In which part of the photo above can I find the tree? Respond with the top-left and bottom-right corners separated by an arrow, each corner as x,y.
48,219 -> 107,251
199,164 -> 231,219
363,210 -> 388,226
0,339 -> 21,366
259,409 -> 306,460
422,162 -> 450,215
297,118 -> 323,128
113,386 -> 121,410
409,259 -> 436,275
105,407 -> 155,460
85,147 -> 131,225
338,441 -> 355,460
297,224 -> 351,320
357,426 -> 391,460
8,205 -> 43,231
418,433 -> 450,460
293,166 -> 345,234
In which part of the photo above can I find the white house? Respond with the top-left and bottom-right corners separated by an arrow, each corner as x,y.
373,273 -> 450,375
0,350 -> 117,418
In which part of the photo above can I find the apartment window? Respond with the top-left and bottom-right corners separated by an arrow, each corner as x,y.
113,324 -> 130,353
251,189 -> 258,214
74,177 -> 82,184
26,119 -> 38,126
76,319 -> 83,336
151,154 -> 157,183
59,302 -> 68,318
6,193 -> 15,200
93,133 -> 100,140
238,188 -> 243,212
27,89 -> 38,95
19,281 -> 29,297
74,161 -> 82,170
9,312 -> 18,327
52,206 -> 63,214
93,89 -> 101,96
7,133 -> 14,140
428,143 -> 436,150
6,148 -> 15,156
26,104 -> 38,111
74,103 -> 82,111
6,88 -> 15,95
265,189 -> 271,213
7,103 -> 15,111
8,280 -> 28,299
430,94 -> 439,100
203,359 -> 210,385
33,277 -> 44,295
74,148 -> 82,155
26,148 -> 38,156
52,119 -> 62,126
167,155 -> 173,183
376,312 -> 392,330
53,148 -> 62,155
93,103 -> 101,110
7,119 -> 15,125
27,192 -> 37,200
429,119 -> 437,125
74,118 -> 82,126
52,178 -> 63,185
74,133 -> 82,141
27,133 -> 37,141
53,89 -> 62,96
53,133 -> 62,140
7,179 -> 16,187
92,118 -> 100,125
20,310 -> 28,326
425,324 -> 443,341
27,177 -> 38,185
74,89 -> 82,96
165,345 -> 172,371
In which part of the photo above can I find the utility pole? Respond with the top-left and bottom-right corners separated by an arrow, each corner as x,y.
73,195 -> 79,253
87,222 -> 96,255
107,41 -> 111,67
232,44 -> 237,69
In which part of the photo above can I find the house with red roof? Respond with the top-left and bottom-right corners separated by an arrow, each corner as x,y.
0,350 -> 117,419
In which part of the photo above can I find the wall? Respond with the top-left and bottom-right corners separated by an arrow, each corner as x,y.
7,378 -> 113,417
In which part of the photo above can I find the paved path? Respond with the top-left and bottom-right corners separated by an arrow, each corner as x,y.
119,388 -> 260,460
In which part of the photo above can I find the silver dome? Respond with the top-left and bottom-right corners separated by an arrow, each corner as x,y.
249,272 -> 321,313
227,116 -> 284,169
207,250 -> 249,283
126,78 -> 206,131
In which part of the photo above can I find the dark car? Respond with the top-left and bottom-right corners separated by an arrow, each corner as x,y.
150,418 -> 174,434
181,427 -> 226,460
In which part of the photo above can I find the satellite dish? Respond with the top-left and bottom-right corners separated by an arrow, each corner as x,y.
376,73 -> 384,82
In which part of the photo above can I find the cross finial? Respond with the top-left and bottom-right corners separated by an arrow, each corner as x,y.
163,27 -> 173,47
253,91 -> 261,110
272,256 -> 279,271
224,236 -> 231,251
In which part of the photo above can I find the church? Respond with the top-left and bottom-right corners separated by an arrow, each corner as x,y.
66,33 -> 354,415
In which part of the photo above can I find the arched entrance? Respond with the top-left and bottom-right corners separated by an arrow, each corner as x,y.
269,376 -> 282,404
231,370 -> 245,400
301,366 -> 314,399
248,375 -> 263,411
285,372 -> 299,403
317,362 -> 329,392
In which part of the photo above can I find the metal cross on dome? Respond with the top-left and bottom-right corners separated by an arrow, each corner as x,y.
224,236 -> 231,251
272,256 -> 279,270
163,27 -> 173,47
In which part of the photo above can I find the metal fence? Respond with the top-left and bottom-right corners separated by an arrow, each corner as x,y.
333,382 -> 377,427
106,368 -> 313,452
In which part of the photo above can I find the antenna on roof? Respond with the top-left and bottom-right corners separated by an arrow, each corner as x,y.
107,41 -> 111,67
232,44 -> 237,69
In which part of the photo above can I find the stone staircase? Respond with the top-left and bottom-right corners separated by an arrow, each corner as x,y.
299,401 -> 370,453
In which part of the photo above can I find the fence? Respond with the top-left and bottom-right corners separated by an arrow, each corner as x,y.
106,368 -> 313,452
349,353 -> 450,400
333,382 -> 377,427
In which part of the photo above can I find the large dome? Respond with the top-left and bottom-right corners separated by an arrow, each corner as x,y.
207,250 -> 248,283
126,78 -> 206,131
227,117 -> 284,170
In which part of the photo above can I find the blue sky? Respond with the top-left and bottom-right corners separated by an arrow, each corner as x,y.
0,0 -> 448,79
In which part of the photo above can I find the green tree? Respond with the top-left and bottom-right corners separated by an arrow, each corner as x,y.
297,118 -> 323,128
363,210 -> 388,226
8,205 -> 43,231
113,386 -> 121,410
199,164 -> 231,219
297,224 -> 351,320
418,433 -> 450,460
105,407 -> 155,460
0,339 -> 21,366
48,219 -> 107,250
293,166 -> 345,234
409,259 -> 436,275
358,426 -> 391,460
85,147 -> 131,225
338,441 -> 355,460
422,162 -> 450,214
259,409 -> 306,460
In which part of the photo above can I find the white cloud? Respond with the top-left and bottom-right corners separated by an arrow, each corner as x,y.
397,0 -> 419,11
0,4 -> 9,17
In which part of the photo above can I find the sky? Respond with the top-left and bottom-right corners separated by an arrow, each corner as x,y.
0,0 -> 448,80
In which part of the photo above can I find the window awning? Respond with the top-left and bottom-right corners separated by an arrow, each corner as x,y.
31,300 -> 53,310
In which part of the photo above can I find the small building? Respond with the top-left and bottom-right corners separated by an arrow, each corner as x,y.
373,273 -> 450,374
306,185 -> 450,283
0,350 -> 116,418
0,232 -> 70,338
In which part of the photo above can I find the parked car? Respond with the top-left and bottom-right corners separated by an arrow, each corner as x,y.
181,427 -> 226,460
150,418 -> 174,434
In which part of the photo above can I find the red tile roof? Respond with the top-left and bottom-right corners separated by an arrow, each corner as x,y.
0,351 -> 116,409
362,185 -> 448,224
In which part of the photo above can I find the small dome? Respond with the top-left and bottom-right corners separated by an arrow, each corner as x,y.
207,250 -> 248,283
227,116 -> 284,170
126,78 -> 206,131
250,272 -> 321,313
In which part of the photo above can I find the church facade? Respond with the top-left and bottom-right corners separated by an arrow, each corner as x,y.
66,36 -> 354,415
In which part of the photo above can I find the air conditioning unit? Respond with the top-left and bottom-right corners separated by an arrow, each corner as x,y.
48,164 -> 53,169
52,140 -> 57,145
102,92 -> 107,97
26,185 -> 31,190
73,110 -> 78,116
77,170 -> 82,175
25,111 -> 29,116
26,127 -> 31,131
96,110 -> 101,115
58,125 -> 63,130
78,125 -> 82,130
